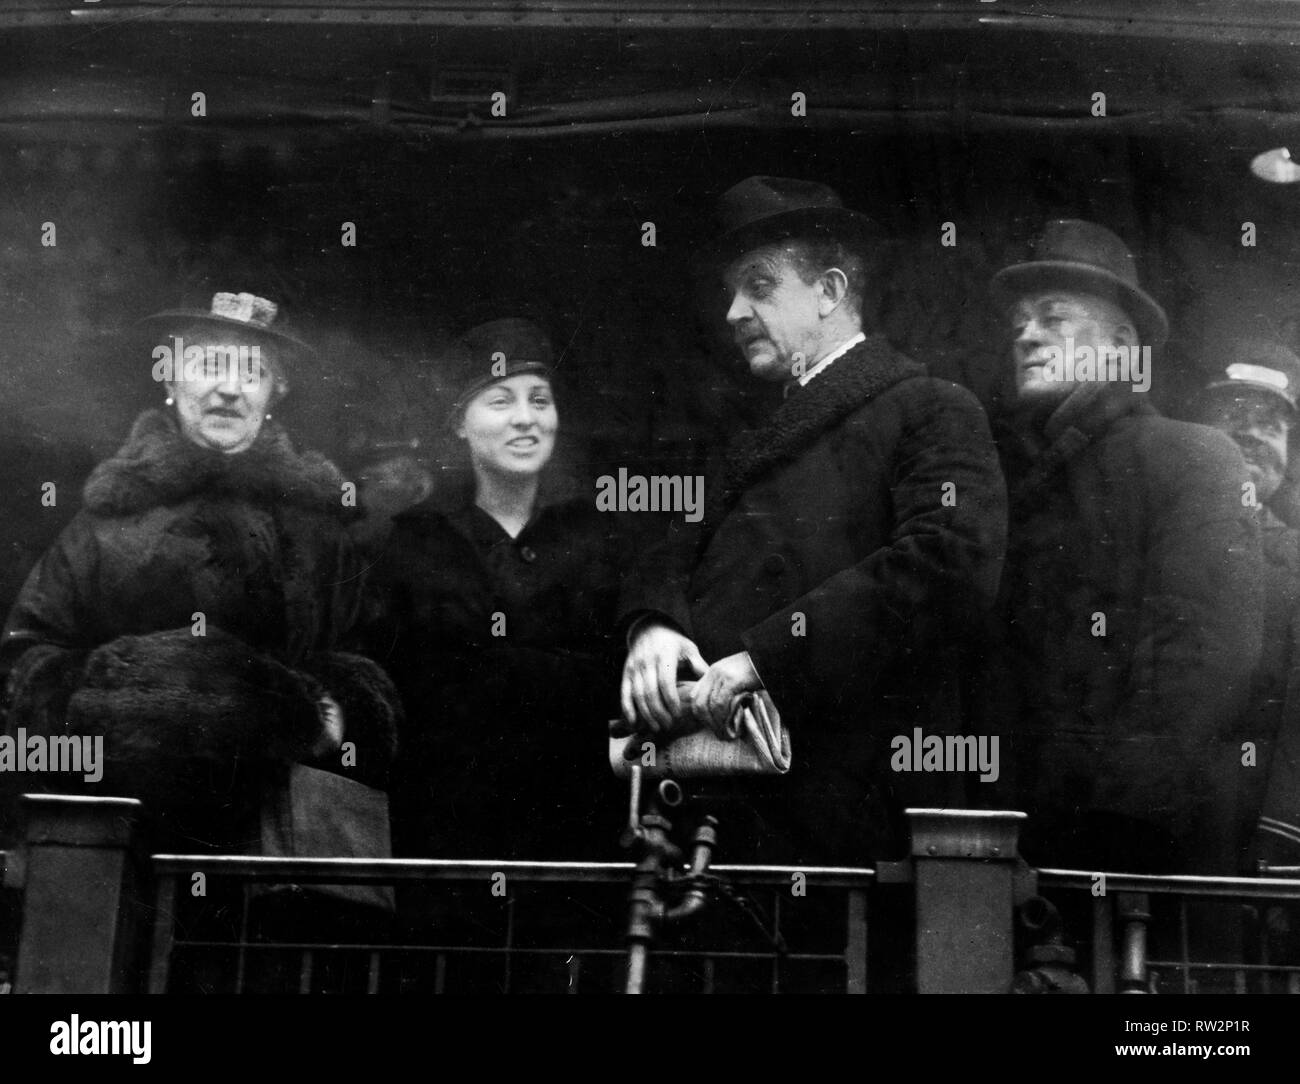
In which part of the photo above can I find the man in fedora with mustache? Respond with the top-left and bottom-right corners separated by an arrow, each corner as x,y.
990,221 -> 1262,878
619,176 -> 1008,867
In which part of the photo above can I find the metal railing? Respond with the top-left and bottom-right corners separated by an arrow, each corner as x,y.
145,856 -> 873,994
8,793 -> 1300,994
1033,869 -> 1300,994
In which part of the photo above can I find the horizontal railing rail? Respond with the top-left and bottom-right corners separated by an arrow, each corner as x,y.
150,854 -> 877,886
1038,869 -> 1300,901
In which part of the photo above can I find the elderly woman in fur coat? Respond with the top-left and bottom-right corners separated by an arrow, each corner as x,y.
0,289 -> 401,858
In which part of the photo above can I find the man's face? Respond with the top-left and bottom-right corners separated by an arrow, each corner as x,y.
1199,388 -> 1292,502
1007,291 -> 1135,406
722,246 -> 825,382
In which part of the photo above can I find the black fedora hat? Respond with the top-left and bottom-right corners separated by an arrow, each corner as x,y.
991,220 -> 1169,347
709,175 -> 880,265
449,317 -> 555,417
138,287 -> 313,363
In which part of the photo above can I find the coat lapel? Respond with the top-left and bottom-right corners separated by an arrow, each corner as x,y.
1005,384 -> 1154,507
721,334 -> 925,502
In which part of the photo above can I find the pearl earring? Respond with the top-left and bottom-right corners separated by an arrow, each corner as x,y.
164,396 -> 174,406
264,412 -> 272,421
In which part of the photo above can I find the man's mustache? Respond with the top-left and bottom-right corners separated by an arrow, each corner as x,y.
1233,432 -> 1285,474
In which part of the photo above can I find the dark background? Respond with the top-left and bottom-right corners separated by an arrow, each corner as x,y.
4,0 -> 1300,609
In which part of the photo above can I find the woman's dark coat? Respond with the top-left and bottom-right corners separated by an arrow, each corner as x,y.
0,408 -> 401,848
993,383 -> 1263,873
364,476 -> 627,859
622,334 -> 1009,865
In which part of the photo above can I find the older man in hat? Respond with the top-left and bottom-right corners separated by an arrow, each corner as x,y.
1188,341 -> 1300,874
990,221 -> 1262,876
620,176 -> 1008,866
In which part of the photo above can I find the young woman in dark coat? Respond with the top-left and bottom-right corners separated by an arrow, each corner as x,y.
367,318 -> 627,860
1,290 -> 401,855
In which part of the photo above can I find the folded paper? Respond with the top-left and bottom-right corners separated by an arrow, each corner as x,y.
609,682 -> 791,780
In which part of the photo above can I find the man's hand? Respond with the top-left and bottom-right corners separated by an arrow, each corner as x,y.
691,651 -> 762,736
621,621 -> 707,733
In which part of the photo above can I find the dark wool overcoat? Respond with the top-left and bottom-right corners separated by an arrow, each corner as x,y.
621,334 -> 1009,865
993,383 -> 1263,874
1249,506 -> 1300,866
0,409 -> 401,849
364,476 -> 628,860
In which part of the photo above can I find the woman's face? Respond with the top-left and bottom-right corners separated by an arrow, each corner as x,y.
457,375 -> 557,479
165,326 -> 285,455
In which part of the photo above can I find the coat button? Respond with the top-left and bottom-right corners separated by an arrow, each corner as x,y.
519,545 -> 538,563
762,553 -> 786,574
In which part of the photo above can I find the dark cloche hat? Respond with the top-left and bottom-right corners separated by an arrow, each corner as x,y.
710,175 -> 880,265
1203,337 -> 1300,415
450,317 -> 555,414
991,219 -> 1170,348
139,287 -> 313,361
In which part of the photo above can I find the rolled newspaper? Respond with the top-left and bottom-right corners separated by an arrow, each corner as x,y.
609,681 -> 791,780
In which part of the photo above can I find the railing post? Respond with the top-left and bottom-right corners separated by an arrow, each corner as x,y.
908,808 -> 1027,993
14,794 -> 146,994
1117,892 -> 1151,994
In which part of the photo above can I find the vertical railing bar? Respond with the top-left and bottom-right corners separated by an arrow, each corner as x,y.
234,884 -> 251,995
567,953 -> 581,995
1180,898 -> 1192,995
1234,904 -> 1247,995
1237,904 -> 1250,995
298,949 -> 314,995
502,893 -> 515,995
367,950 -> 381,995
435,951 -> 447,995
146,872 -> 178,994
1257,906 -> 1272,994
771,891 -> 782,994
1092,893 -> 1115,994
702,956 -> 715,995
863,885 -> 870,994
845,888 -> 868,995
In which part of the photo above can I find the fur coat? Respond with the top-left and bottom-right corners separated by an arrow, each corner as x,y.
1,409 -> 401,844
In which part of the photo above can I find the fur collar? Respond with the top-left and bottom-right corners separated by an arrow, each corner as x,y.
723,334 -> 926,496
83,408 -> 352,518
